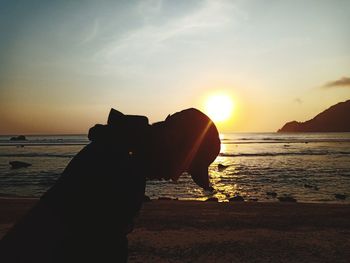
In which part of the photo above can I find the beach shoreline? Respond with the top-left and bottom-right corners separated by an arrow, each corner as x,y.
1,198 -> 350,262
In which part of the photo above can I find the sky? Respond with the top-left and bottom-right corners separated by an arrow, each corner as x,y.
1,0 -> 349,134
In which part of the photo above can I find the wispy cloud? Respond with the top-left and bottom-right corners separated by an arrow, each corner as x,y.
96,0 -> 242,61
323,77 -> 350,88
79,19 -> 100,45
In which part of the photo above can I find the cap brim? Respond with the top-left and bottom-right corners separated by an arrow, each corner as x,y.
190,166 -> 213,191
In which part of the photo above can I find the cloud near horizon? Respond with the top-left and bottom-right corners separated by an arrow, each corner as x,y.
323,77 -> 350,88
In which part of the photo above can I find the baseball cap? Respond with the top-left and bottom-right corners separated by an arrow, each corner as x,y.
164,108 -> 221,190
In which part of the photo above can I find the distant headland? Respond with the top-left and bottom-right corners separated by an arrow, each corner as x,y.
278,100 -> 350,132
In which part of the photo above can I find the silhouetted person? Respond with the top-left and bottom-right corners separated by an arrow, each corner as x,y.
0,108 -> 220,262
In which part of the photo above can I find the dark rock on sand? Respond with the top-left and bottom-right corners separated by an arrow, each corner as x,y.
266,191 -> 277,198
206,197 -> 218,202
229,195 -> 244,202
278,99 -> 350,132
10,135 -> 26,141
335,194 -> 347,200
9,161 -> 32,169
218,164 -> 229,171
278,196 -> 297,202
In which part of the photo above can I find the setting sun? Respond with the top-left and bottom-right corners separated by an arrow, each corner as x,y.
205,95 -> 234,123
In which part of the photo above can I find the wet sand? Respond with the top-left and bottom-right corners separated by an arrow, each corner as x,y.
1,198 -> 350,262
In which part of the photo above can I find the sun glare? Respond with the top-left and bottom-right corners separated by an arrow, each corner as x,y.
205,94 -> 234,122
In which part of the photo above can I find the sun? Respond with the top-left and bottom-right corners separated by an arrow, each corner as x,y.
205,94 -> 234,122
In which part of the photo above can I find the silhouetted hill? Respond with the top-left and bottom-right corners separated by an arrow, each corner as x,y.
278,100 -> 350,132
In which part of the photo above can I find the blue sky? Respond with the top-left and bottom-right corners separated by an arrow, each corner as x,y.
1,0 -> 349,134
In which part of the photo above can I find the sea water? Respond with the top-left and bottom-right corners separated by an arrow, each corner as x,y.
0,133 -> 349,203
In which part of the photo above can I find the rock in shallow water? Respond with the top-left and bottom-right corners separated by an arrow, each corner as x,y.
205,197 -> 218,202
10,135 -> 26,141
266,191 -> 277,198
229,195 -> 245,202
278,196 -> 297,202
158,197 -> 178,201
335,194 -> 347,200
9,161 -> 32,169
218,164 -> 229,171
304,184 -> 319,190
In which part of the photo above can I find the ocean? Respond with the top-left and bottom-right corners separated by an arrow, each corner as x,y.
0,133 -> 349,203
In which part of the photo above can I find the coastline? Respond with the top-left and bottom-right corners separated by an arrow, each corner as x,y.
1,198 -> 350,262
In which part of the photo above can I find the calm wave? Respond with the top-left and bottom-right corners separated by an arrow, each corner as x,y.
0,133 -> 349,203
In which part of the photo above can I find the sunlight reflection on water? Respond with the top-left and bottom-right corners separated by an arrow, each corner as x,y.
0,133 -> 350,203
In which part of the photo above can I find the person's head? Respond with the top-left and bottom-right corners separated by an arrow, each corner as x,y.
148,108 -> 221,190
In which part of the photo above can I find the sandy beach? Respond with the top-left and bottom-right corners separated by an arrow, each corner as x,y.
1,198 -> 350,263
